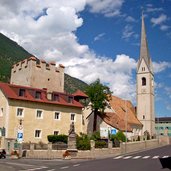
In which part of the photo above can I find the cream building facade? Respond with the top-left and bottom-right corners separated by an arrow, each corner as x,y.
0,57 -> 84,151
136,14 -> 155,137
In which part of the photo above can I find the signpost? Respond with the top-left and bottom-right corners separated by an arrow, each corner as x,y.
17,125 -> 23,143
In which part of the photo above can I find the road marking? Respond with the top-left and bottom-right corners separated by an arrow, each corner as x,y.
152,156 -> 160,159
47,169 -> 55,171
113,156 -> 123,159
123,156 -> 132,159
5,162 -> 35,167
25,166 -> 48,171
60,166 -> 69,169
132,156 -> 141,159
142,156 -> 150,159
162,156 -> 169,158
73,164 -> 80,167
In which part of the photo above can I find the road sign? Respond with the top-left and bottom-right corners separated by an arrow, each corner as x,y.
17,132 -> 23,143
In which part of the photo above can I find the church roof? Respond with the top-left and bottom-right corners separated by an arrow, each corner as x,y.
109,96 -> 143,127
137,13 -> 153,72
99,96 -> 142,132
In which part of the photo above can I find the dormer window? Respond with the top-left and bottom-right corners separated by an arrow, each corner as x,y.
53,94 -> 59,101
142,77 -> 146,86
35,91 -> 41,99
19,89 -> 25,97
68,96 -> 73,103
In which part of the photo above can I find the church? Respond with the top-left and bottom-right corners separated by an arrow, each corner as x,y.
83,14 -> 156,139
136,14 -> 155,137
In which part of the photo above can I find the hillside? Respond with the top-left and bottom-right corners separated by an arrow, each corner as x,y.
0,33 -> 32,82
0,33 -> 88,92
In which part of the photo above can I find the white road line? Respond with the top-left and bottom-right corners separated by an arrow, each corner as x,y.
142,156 -> 150,159
5,162 -> 35,167
152,156 -> 160,159
113,156 -> 123,159
162,156 -> 169,158
73,164 -> 80,167
60,166 -> 69,169
47,169 -> 55,171
25,166 -> 48,171
132,156 -> 141,159
123,156 -> 132,159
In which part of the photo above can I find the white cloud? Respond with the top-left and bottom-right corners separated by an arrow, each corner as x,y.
86,0 -> 124,17
94,33 -> 106,41
160,25 -> 170,31
151,14 -> 167,26
125,16 -> 136,22
146,7 -> 163,13
153,61 -> 171,73
122,25 -> 136,40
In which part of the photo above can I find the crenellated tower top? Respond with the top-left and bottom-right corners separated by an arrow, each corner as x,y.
10,56 -> 65,93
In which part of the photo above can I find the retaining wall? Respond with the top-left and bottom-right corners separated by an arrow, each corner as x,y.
24,136 -> 170,159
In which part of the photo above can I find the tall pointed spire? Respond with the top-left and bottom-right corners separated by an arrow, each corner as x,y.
139,12 -> 151,68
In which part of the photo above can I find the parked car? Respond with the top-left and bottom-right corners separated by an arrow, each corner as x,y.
0,149 -> 6,159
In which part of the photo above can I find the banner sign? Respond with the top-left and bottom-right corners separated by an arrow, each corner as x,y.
100,127 -> 108,139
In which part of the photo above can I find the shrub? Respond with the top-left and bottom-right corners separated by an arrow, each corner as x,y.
116,131 -> 126,142
76,133 -> 91,150
95,140 -> 107,148
47,134 -> 68,144
90,131 -> 101,141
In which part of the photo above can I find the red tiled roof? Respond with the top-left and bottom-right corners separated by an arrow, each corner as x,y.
100,112 -> 132,132
72,90 -> 88,98
0,82 -> 83,108
109,96 -> 142,127
99,95 -> 142,132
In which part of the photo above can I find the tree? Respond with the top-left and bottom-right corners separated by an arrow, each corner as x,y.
86,79 -> 112,132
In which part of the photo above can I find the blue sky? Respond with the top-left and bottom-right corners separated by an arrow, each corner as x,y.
0,0 -> 171,117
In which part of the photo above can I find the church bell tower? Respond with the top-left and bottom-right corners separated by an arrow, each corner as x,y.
137,14 -> 155,137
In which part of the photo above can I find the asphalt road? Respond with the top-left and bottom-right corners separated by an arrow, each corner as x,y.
0,145 -> 171,171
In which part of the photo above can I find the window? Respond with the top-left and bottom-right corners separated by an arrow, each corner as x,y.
17,108 -> 24,117
35,91 -> 41,99
53,94 -> 59,101
142,77 -> 146,86
54,112 -> 60,120
19,89 -> 25,97
36,110 -> 43,119
35,130 -> 41,138
68,96 -> 73,103
71,113 -> 75,122
54,131 -> 59,135
142,67 -> 145,71
143,115 -> 145,119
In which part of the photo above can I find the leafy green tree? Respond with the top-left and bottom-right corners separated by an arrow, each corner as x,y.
86,79 -> 112,132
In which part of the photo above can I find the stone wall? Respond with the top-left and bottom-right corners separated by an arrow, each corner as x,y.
23,136 -> 169,159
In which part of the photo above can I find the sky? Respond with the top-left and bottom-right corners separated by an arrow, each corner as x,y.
0,0 -> 171,117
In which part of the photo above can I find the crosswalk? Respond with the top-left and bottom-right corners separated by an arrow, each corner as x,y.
113,155 -> 170,160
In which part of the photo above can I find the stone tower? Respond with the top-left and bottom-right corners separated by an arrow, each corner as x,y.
137,14 -> 155,137
10,56 -> 65,93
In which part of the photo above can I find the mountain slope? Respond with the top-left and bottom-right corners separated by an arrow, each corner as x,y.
0,33 -> 88,92
0,33 -> 32,82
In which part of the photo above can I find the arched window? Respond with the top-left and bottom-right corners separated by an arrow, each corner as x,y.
142,77 -> 146,86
